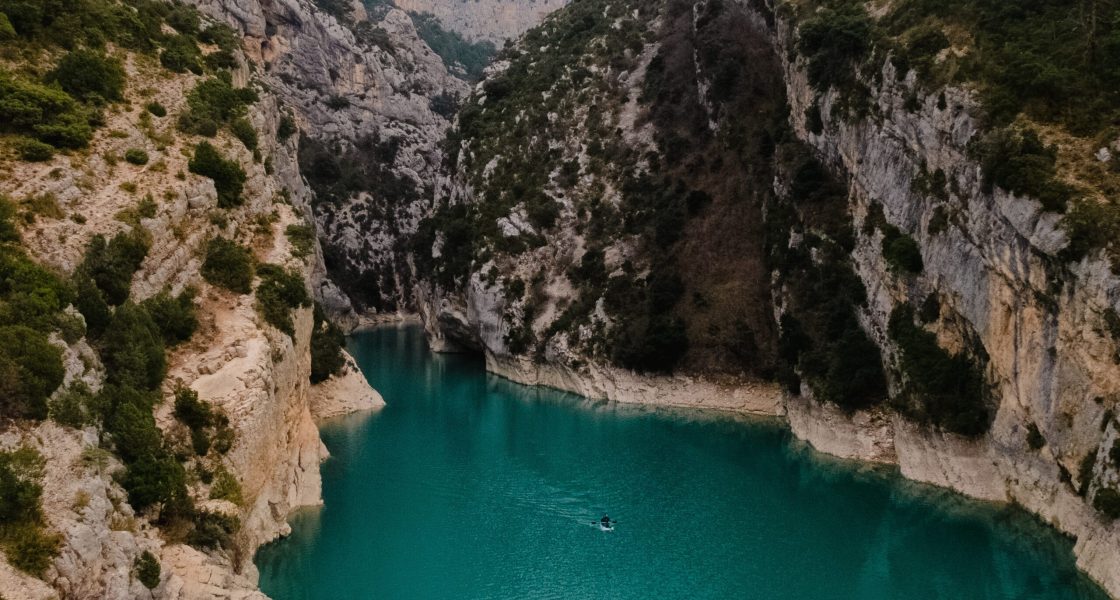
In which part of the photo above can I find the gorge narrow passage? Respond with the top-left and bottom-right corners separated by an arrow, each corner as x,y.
256,326 -> 1106,599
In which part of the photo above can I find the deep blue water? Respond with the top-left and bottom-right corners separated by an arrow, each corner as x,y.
256,325 -> 1106,599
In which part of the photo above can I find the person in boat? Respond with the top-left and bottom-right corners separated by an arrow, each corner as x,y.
600,515 -> 611,528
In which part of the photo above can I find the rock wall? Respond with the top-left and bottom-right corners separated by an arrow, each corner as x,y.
418,0 -> 1120,596
392,0 -> 569,43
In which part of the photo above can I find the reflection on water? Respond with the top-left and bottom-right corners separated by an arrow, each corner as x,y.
257,325 -> 1107,600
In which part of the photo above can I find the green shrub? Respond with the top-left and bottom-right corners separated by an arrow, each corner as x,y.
15,138 -> 53,162
1026,423 -> 1045,450
74,273 -> 111,337
310,304 -> 345,383
179,76 -> 257,135
78,231 -> 150,306
0,70 -> 92,148
1094,487 -> 1120,520
4,524 -> 60,576
284,224 -> 315,259
0,447 -> 59,577
888,304 -> 990,436
134,550 -> 160,591
797,5 -> 873,93
49,382 -> 95,428
101,303 -> 165,390
276,114 -> 296,142
411,12 -> 497,81
255,264 -> 310,335
48,49 -> 126,103
882,229 -> 924,274
201,238 -> 253,294
230,117 -> 257,150
0,326 -> 65,420
208,466 -> 242,504
140,288 -> 197,345
173,387 -> 212,431
160,34 -> 202,74
188,142 -> 245,208
974,126 -> 1074,212
0,196 -> 16,241
187,510 -> 239,550
145,101 -> 167,117
119,451 -> 187,511
124,148 -> 149,165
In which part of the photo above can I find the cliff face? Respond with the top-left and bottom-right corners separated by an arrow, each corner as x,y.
189,0 -> 468,322
416,0 -> 1120,595
391,0 -> 569,43
0,2 -> 382,597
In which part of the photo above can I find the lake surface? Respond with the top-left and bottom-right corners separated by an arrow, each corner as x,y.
256,325 -> 1106,600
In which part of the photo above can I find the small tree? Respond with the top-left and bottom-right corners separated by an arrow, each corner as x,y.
134,550 -> 161,593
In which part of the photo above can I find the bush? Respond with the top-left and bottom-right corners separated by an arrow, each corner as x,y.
888,304 -> 990,436
276,114 -> 296,142
255,264 -> 310,335
49,382 -> 95,428
189,142 -> 245,208
797,5 -> 873,93
187,510 -> 238,550
201,238 -> 253,294
160,34 -> 202,74
173,387 -> 212,431
124,148 -> 149,165
1026,423 -> 1045,450
101,303 -> 166,390
310,304 -> 345,383
140,288 -> 197,345
0,196 -> 16,241
882,229 -> 924,274
0,447 -> 60,576
15,138 -> 53,162
48,49 -> 126,103
178,76 -> 257,136
975,126 -> 1074,212
1095,487 -> 1120,520
0,326 -> 65,420
230,117 -> 257,150
119,451 -> 187,510
135,550 -> 160,590
284,224 -> 315,259
78,231 -> 150,306
0,71 -> 92,149
145,101 -> 167,117
74,274 -> 111,337
208,466 -> 242,504
4,524 -> 60,576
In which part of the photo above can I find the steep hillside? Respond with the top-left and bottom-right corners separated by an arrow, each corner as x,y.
0,1 -> 381,598
416,0 -> 1120,594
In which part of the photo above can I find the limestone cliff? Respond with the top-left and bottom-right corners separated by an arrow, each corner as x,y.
415,0 -> 1120,595
391,0 -> 569,43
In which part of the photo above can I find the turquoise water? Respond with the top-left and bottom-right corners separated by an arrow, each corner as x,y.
256,325 -> 1106,600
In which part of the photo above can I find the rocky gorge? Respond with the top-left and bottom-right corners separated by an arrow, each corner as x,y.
2,0 -> 1120,598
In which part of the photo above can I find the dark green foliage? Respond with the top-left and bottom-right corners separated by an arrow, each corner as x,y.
74,274 -> 110,337
140,288 -> 197,345
230,117 -> 257,150
78,230 -> 149,306
0,197 -> 15,241
1078,449 -> 1099,497
201,238 -> 253,294
0,326 -> 64,420
0,70 -> 93,149
48,49 -> 126,103
101,303 -> 165,390
188,142 -> 245,208
429,91 -> 460,118
135,550 -> 160,590
1111,439 -> 1120,467
178,75 -> 257,137
284,224 -> 315,259
119,451 -> 187,510
15,138 -> 54,161
255,264 -> 310,335
974,126 -> 1074,213
0,446 -> 59,576
797,4 -> 873,99
888,304 -> 990,436
882,229 -> 924,274
1026,423 -> 1045,450
159,34 -> 202,74
186,510 -> 238,550
276,114 -> 296,142
173,386 -> 210,429
805,103 -> 824,135
310,304 -> 345,384
48,382 -> 95,428
1095,487 -> 1120,520
298,134 -> 416,207
410,12 -> 497,81
124,148 -> 148,165
145,101 -> 167,117
325,95 -> 349,110
0,241 -> 74,334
